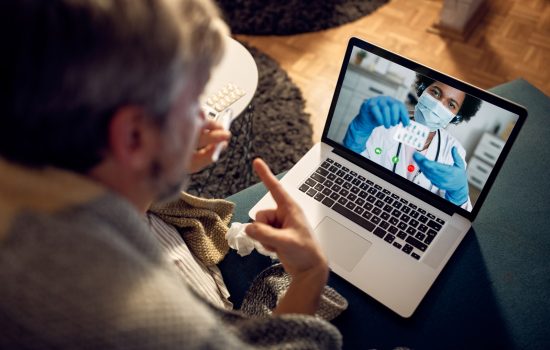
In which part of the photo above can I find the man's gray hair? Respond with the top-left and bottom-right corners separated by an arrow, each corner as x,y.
0,0 -> 228,172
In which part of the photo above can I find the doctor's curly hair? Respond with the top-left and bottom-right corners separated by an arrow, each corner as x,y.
414,74 -> 482,124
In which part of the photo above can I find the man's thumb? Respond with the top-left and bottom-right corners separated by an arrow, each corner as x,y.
245,222 -> 280,247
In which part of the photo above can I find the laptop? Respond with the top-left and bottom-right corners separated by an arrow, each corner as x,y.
249,37 -> 527,317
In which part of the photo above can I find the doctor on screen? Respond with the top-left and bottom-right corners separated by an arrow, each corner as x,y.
343,74 -> 482,210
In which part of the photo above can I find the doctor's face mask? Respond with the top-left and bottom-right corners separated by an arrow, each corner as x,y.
414,92 -> 456,132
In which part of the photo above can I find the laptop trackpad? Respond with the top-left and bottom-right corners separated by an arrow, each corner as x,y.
315,217 -> 372,272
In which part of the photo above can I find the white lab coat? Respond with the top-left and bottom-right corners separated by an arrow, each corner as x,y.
361,125 -> 473,211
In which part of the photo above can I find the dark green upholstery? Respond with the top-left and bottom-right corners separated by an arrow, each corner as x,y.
222,80 -> 550,349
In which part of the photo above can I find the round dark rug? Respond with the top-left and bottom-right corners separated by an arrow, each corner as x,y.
187,44 -> 312,199
216,0 -> 389,35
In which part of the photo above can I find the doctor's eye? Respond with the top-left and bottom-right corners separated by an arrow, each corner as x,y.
429,87 -> 441,99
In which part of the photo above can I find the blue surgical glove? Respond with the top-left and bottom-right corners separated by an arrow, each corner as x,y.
413,147 -> 469,205
343,96 -> 410,153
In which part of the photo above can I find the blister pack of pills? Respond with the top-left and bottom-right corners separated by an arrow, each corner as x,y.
393,120 -> 430,150
203,83 -> 246,119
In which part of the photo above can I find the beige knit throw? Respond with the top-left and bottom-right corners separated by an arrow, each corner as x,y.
149,191 -> 234,266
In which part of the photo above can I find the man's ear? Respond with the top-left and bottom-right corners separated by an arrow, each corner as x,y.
107,106 -> 160,170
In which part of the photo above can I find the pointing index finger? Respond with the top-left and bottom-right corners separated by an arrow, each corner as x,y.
253,158 -> 295,208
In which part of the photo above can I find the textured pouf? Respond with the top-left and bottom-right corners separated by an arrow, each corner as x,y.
216,0 -> 389,35
187,44 -> 312,199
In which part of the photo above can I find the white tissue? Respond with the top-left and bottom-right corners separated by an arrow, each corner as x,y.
225,222 -> 277,259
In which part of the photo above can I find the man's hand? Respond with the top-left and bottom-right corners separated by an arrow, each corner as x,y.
245,158 -> 329,315
187,114 -> 231,174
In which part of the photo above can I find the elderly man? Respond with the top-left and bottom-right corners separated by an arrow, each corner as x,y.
0,0 -> 340,348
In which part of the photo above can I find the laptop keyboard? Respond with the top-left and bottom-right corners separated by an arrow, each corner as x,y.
298,157 -> 446,261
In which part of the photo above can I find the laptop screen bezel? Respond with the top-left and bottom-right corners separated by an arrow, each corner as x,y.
321,37 -> 527,221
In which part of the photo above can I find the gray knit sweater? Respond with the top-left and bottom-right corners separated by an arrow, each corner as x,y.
0,159 -> 342,349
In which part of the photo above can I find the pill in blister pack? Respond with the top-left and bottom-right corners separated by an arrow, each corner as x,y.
205,83 -> 246,112
393,120 -> 430,150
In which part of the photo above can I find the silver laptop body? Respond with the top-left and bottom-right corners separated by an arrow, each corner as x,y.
250,37 -> 527,317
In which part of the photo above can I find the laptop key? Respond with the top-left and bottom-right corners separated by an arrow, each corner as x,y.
384,197 -> 394,205
374,184 -> 382,190
358,175 -> 366,181
388,225 -> 398,234
359,182 -> 369,190
380,221 -> 390,229
306,188 -> 317,197
427,213 -> 435,219
320,161 -> 330,169
398,222 -> 407,230
342,166 -> 349,172
327,173 -> 336,181
402,244 -> 413,254
358,190 -> 368,199
418,215 -> 428,224
350,186 -> 360,194
370,216 -> 381,225
427,229 -> 438,238
330,192 -> 340,201
354,206 -> 364,215
335,177 -> 344,185
391,209 -> 401,217
436,217 -> 446,225
406,227 -> 417,235
411,252 -> 421,260
326,158 -> 334,163
384,234 -> 395,243
367,195 -> 376,203
366,180 -> 374,185
382,189 -> 391,195
311,173 -> 325,183
424,235 -> 435,245
427,220 -> 443,231
332,184 -> 341,192
393,242 -> 403,249
373,227 -> 386,238
336,170 -> 345,177
332,203 -> 376,232
418,208 -> 427,215
383,204 -> 393,212
322,197 -> 335,207
350,170 -> 357,176
376,192 -> 385,199
352,178 -> 361,186
410,210 -> 420,219
362,211 -> 372,220
324,180 -> 334,188
344,174 -> 353,181
389,217 -> 399,226
409,219 -> 419,228
343,182 -> 352,189
305,178 -> 316,187
392,201 -> 402,209
337,197 -> 348,205
355,198 -> 365,206
367,187 -> 377,195
402,206 -> 411,214
347,193 -> 357,202
364,202 -> 374,211
418,224 -> 428,233
322,188 -> 332,196
314,183 -> 324,191
314,193 -> 325,202
415,232 -> 426,241
345,201 -> 356,210
397,230 -> 407,239
334,162 -> 341,168
381,212 -> 390,220
406,236 -> 427,251
299,184 -> 309,192
372,207 -> 382,215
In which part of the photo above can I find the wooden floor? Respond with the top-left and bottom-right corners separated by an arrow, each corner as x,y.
236,0 -> 550,142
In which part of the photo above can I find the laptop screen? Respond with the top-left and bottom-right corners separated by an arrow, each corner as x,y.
324,39 -> 525,217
